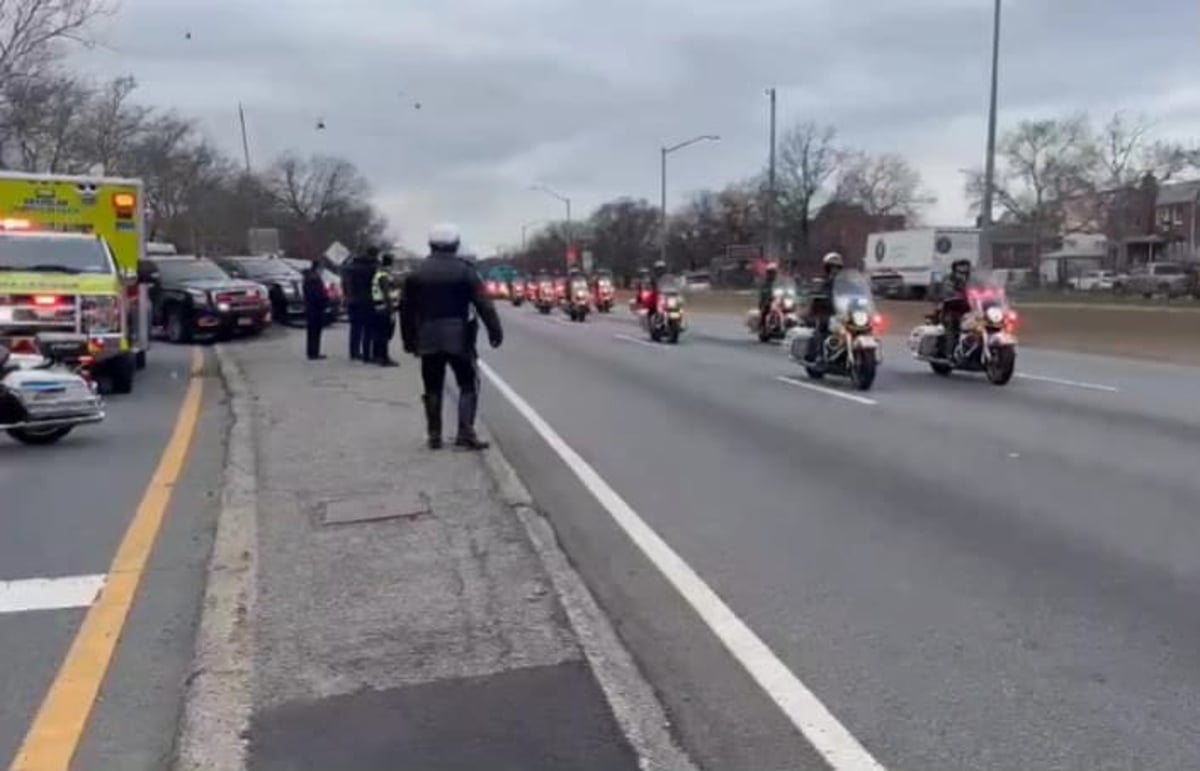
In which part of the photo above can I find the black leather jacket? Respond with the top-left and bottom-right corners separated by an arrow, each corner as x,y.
400,251 -> 502,357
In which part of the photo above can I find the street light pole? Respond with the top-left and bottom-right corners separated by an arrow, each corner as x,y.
980,0 -> 1002,270
766,87 -> 777,263
659,134 -> 720,267
531,185 -> 572,269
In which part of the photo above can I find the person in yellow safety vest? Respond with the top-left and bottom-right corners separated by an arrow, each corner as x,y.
368,253 -> 399,366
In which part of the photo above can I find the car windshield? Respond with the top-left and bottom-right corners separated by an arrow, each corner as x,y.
156,259 -> 231,282
0,234 -> 112,274
230,259 -> 298,278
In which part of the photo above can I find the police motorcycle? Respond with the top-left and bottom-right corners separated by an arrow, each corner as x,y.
784,269 -> 881,391
907,271 -> 1018,385
746,276 -> 800,342
509,276 -> 527,307
534,278 -> 557,315
641,273 -> 686,344
564,276 -> 591,322
592,270 -> 615,313
0,333 -> 105,445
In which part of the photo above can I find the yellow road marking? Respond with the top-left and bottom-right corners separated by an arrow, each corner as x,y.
9,347 -> 206,771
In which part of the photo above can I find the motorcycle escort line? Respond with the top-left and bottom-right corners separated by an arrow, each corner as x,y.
640,273 -> 686,344
907,271 -> 1018,385
510,277 -> 527,307
746,276 -> 801,343
564,278 -> 591,322
0,332 -> 105,445
534,279 -> 557,315
784,269 -> 882,391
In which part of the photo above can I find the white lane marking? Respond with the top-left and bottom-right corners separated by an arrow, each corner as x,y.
614,333 -> 665,349
480,360 -> 887,771
1016,373 -> 1119,393
0,574 -> 106,615
775,375 -> 880,406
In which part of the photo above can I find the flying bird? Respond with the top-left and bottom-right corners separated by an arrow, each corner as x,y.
316,118 -> 326,130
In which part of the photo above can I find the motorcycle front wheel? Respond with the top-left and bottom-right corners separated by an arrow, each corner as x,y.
986,346 -> 1016,385
852,350 -> 877,391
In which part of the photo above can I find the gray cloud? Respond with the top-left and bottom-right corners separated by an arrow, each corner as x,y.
75,0 -> 1200,253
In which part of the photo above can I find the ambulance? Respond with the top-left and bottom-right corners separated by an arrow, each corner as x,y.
0,171 -> 150,393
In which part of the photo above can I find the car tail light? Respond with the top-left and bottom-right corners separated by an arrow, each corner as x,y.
10,338 -> 37,354
33,295 -> 63,306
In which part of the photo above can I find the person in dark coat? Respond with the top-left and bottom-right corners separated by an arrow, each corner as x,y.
302,259 -> 328,360
342,246 -> 379,360
400,223 -> 502,450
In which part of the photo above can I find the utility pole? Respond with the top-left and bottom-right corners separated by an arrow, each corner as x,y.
766,87 -> 778,264
660,134 -> 720,268
238,102 -> 258,230
979,0 -> 1002,270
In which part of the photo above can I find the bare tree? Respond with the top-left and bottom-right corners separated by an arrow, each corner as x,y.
965,115 -> 1092,284
266,153 -> 369,222
0,0 -> 113,80
77,75 -> 148,174
0,71 -> 90,171
775,121 -> 843,264
836,152 -> 933,218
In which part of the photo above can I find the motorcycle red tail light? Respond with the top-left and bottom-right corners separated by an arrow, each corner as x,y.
871,314 -> 885,333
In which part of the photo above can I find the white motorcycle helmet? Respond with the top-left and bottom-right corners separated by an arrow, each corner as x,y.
429,223 -> 461,252
822,251 -> 844,269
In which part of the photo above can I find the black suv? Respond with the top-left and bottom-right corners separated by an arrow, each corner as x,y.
142,256 -> 270,342
213,256 -> 306,325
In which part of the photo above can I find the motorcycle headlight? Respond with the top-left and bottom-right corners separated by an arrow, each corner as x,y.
665,297 -> 679,309
850,310 -> 869,328
985,306 -> 1004,324
782,298 -> 796,311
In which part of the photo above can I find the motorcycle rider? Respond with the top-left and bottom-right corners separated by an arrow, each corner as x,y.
757,261 -> 780,330
805,252 -> 844,362
937,258 -> 973,360
643,260 -> 668,313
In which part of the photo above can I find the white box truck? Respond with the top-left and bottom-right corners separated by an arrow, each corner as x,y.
865,228 -> 980,300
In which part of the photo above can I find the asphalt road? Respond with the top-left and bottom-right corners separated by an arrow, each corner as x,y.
479,304 -> 1200,771
0,343 -> 225,771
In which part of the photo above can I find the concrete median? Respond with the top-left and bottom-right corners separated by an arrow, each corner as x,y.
175,329 -> 696,771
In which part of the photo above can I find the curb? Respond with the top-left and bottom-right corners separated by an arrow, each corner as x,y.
478,424 -> 700,771
172,345 -> 257,771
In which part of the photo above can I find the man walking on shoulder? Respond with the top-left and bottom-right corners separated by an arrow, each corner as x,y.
401,223 -> 502,450
342,246 -> 379,361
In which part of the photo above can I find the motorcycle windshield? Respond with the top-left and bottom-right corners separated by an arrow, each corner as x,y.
966,272 -> 1009,312
657,274 -> 684,295
832,270 -> 876,317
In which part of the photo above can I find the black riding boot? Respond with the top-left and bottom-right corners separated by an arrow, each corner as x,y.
454,389 -> 489,450
422,394 -> 443,449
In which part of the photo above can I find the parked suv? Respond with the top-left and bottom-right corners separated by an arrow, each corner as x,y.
143,256 -> 270,342
1117,262 -> 1192,298
213,256 -> 305,324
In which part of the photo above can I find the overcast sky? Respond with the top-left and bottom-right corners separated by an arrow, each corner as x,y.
75,0 -> 1200,255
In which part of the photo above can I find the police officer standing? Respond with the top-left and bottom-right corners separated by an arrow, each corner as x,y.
369,253 -> 399,366
342,246 -> 379,360
400,223 -> 502,450
302,259 -> 328,360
